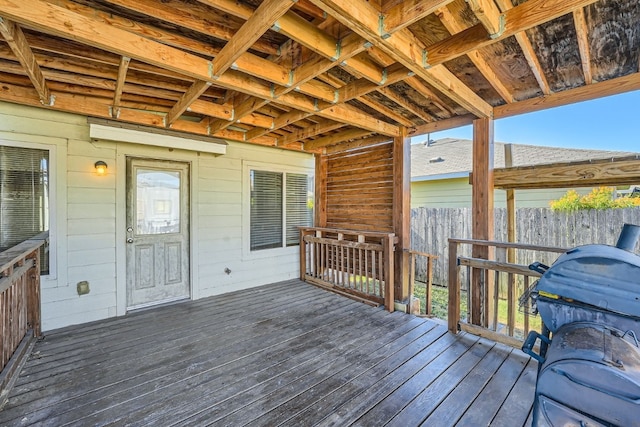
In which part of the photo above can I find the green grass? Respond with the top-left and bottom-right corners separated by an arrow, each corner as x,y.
413,281 -> 542,339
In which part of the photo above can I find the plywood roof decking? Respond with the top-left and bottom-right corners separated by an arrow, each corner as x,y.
0,280 -> 537,426
0,0 -> 638,152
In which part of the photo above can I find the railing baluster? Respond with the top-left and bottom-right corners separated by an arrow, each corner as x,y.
524,275 -> 530,335
493,271 -> 499,332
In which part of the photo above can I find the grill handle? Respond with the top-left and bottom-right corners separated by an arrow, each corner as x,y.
528,262 -> 549,275
616,223 -> 640,252
522,330 -> 551,364
551,368 -> 640,404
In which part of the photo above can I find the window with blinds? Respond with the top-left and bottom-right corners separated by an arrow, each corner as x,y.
0,145 -> 49,273
250,169 -> 312,251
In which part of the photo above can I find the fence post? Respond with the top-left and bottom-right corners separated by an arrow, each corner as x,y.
448,240 -> 460,333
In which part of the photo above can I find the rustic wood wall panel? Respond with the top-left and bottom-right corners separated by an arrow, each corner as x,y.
325,142 -> 394,232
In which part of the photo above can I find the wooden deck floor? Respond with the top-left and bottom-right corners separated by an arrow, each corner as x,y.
0,280 -> 536,426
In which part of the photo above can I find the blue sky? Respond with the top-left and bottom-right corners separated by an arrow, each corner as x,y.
412,89 -> 640,153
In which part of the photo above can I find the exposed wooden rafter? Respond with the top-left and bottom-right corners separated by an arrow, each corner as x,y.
0,17 -> 52,105
436,5 -> 514,103
112,56 -> 130,118
0,0 -> 400,137
493,0 -> 551,96
310,0 -> 493,117
573,7 -> 593,85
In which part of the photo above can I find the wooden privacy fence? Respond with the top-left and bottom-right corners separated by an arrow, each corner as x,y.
412,207 -> 640,286
448,238 -> 567,346
1,232 -> 47,398
299,227 -> 395,311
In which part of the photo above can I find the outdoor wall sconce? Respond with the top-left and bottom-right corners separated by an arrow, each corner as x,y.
94,161 -> 108,176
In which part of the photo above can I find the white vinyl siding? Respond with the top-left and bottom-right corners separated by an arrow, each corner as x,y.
411,178 -> 594,208
0,101 -> 314,331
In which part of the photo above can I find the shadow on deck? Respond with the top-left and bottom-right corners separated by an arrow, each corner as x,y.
0,280 -> 536,426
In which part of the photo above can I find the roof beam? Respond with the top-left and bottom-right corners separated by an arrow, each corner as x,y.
0,17 -> 52,105
494,72 -> 640,119
310,0 -> 493,117
211,0 -> 295,78
245,109 -> 312,140
426,0 -> 600,67
376,87 -> 435,123
382,0 -> 455,35
573,7 -> 592,85
277,119 -> 345,146
112,55 -> 130,118
361,95 -> 416,127
493,0 -> 550,95
166,0 -> 295,126
494,157 -> 640,190
408,114 -> 476,137
101,0 -> 279,55
165,81 -> 211,125
467,0 -> 503,37
324,134 -> 392,154
304,128 -> 373,150
436,5 -> 513,103
0,0 -> 399,136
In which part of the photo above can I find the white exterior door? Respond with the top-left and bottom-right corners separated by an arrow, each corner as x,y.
126,158 -> 190,309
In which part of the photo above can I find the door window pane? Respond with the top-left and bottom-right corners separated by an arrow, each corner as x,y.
135,169 -> 180,234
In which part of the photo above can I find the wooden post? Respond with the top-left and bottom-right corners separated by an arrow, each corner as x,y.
426,255 -> 434,316
384,234 -> 395,313
299,229 -> 307,281
393,126 -> 410,302
26,249 -> 41,337
448,240 -> 460,333
505,144 -> 516,335
314,154 -> 327,227
471,117 -> 494,327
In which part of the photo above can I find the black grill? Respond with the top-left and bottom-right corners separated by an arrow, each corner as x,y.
522,224 -> 640,427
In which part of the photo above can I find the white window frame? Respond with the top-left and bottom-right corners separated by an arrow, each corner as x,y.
0,136 -> 64,282
242,161 -> 313,259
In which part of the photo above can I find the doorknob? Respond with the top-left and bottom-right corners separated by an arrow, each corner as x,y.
127,238 -> 134,243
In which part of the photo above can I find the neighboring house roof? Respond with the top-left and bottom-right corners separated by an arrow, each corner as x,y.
411,138 -> 638,181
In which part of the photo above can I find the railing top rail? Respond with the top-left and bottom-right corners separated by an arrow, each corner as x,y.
448,237 -> 568,253
299,226 -> 396,239
404,249 -> 438,259
0,231 -> 49,273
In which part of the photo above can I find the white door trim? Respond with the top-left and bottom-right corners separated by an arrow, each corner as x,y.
114,143 -> 200,317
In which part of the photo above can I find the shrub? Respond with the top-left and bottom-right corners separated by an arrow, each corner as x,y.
550,187 -> 640,212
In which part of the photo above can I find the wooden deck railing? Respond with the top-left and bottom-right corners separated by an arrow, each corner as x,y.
405,249 -> 438,315
0,232 -> 47,390
448,238 -> 567,346
300,227 -> 395,312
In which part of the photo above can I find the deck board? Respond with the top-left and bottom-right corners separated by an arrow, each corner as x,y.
0,280 -> 536,426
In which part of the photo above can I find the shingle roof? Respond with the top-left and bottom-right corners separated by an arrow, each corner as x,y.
411,138 -> 638,179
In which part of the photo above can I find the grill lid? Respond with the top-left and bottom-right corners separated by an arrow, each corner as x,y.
536,244 -> 640,317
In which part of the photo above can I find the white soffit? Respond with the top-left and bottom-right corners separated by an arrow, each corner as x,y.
89,122 -> 227,155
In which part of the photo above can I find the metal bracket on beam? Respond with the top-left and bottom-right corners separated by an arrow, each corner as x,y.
380,68 -> 388,85
490,15 -> 506,39
271,21 -> 281,32
422,50 -> 431,69
378,14 -> 391,39
287,70 -> 294,88
331,39 -> 342,61
46,94 -> 55,107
